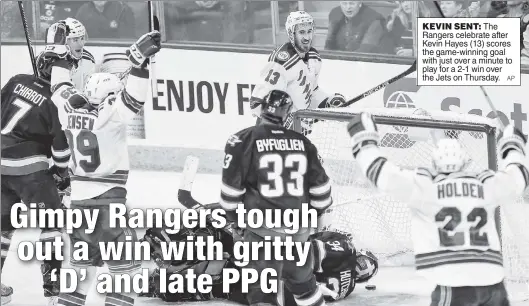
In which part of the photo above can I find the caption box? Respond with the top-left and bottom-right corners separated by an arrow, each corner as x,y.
417,18 -> 521,86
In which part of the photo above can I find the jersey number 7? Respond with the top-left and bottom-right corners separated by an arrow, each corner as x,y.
65,130 -> 101,173
259,153 -> 307,198
1,98 -> 33,135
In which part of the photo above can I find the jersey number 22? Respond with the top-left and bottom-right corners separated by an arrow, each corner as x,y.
259,153 -> 307,198
435,207 -> 489,247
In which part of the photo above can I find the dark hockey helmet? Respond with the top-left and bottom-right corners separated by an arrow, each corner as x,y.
35,52 -> 55,81
35,50 -> 77,82
260,90 -> 293,125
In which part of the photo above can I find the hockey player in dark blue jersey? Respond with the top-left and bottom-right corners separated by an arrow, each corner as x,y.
1,48 -> 72,305
141,223 -> 378,305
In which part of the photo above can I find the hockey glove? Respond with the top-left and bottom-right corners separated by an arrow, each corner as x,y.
49,165 -> 70,191
126,31 -> 162,68
143,228 -> 173,268
43,22 -> 73,60
347,112 -> 380,158
497,124 -> 527,159
322,93 -> 346,108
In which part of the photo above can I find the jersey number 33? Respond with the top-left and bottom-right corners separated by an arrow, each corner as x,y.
259,153 -> 307,198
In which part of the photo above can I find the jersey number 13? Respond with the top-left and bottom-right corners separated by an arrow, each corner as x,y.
259,153 -> 307,198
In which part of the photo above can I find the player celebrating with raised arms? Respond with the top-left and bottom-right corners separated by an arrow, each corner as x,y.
49,17 -> 96,90
41,21 -> 161,306
347,112 -> 529,306
250,11 -> 346,128
220,89 -> 333,306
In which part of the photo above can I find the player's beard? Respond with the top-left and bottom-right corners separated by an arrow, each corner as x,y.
294,36 -> 312,53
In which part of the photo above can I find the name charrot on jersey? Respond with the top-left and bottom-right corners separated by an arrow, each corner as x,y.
13,83 -> 47,106
256,138 -> 305,152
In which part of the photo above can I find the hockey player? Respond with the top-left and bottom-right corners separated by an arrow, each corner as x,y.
42,21 -> 161,306
347,112 -> 529,306
220,89 -> 333,306
1,47 -> 72,304
53,17 -> 96,90
250,11 -> 346,128
141,222 -> 379,305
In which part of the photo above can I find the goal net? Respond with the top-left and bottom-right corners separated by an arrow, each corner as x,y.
292,107 -> 529,299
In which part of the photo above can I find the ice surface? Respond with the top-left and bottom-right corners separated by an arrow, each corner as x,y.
2,170 -> 528,306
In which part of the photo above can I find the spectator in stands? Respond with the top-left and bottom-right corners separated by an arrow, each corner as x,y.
164,1 -> 254,44
38,1 -> 84,35
467,1 -> 482,16
379,1 -> 431,56
1,1 -> 24,39
492,0 -> 529,65
75,1 -> 136,39
324,1 -> 386,53
439,1 -> 471,17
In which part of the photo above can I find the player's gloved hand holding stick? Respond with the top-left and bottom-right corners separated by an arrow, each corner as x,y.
49,165 -> 70,191
126,31 -> 162,69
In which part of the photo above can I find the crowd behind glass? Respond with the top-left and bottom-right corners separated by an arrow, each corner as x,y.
1,1 -> 528,66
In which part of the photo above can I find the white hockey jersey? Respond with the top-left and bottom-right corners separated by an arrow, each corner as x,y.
250,42 -> 329,116
70,49 -> 96,91
51,65 -> 148,203
355,146 -> 529,287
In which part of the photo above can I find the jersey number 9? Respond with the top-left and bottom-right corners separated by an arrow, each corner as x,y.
259,153 -> 307,198
65,130 -> 101,173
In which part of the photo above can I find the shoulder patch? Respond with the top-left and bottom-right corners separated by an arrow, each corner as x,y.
226,134 -> 242,147
276,51 -> 290,61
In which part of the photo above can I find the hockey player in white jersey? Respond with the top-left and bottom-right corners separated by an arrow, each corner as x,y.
60,17 -> 96,89
347,112 -> 529,306
250,11 -> 346,127
42,21 -> 162,306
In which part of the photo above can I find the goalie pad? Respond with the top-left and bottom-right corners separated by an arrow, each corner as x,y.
347,112 -> 380,158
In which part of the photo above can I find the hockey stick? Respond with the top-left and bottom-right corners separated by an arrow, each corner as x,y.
432,1 -> 505,129
341,60 -> 417,108
147,1 -> 160,106
177,156 -> 232,235
18,1 -> 38,77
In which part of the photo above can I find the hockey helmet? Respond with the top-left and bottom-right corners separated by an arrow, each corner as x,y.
63,18 -> 86,60
84,72 -> 123,106
285,11 -> 314,47
260,90 -> 293,125
432,138 -> 470,173
355,249 -> 379,283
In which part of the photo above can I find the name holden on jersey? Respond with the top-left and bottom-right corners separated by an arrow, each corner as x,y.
151,79 -> 255,116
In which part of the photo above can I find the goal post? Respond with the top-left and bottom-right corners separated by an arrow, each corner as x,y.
292,107 -> 529,299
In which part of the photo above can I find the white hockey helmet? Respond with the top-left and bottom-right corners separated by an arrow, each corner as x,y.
285,11 -> 314,43
64,17 -> 86,39
432,138 -> 470,173
63,17 -> 87,60
84,73 -> 123,106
